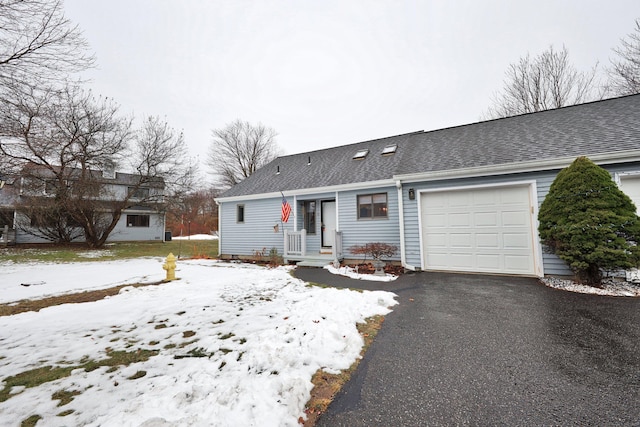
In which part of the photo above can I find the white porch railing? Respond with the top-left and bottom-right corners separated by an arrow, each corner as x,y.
284,229 -> 343,262
284,229 -> 307,257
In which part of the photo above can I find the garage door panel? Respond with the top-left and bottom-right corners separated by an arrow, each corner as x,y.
450,233 -> 472,248
449,192 -> 472,207
426,233 -> 448,248
475,212 -> 498,227
503,233 -> 530,249
502,211 -> 529,226
476,233 -> 499,248
451,253 -> 474,267
499,186 -> 530,204
473,190 -> 499,206
477,254 -> 501,270
450,213 -> 471,227
421,185 -> 535,276
504,255 -> 532,272
424,213 -> 447,227
427,253 -> 451,268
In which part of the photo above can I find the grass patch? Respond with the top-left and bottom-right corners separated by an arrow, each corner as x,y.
20,414 -> 41,427
182,330 -> 196,338
174,347 -> 213,359
0,240 -> 218,264
128,370 -> 146,380
0,281 -> 164,317
0,348 -> 158,403
57,409 -> 75,417
178,339 -> 198,348
303,315 -> 386,426
219,332 -> 235,340
52,389 -> 81,406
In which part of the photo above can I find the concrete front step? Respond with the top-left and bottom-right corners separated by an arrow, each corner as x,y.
296,260 -> 332,268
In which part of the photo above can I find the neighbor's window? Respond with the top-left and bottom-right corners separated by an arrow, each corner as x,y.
0,210 -> 14,228
128,186 -> 150,199
44,179 -> 59,195
303,201 -> 316,234
127,214 -> 150,227
358,193 -> 388,219
237,204 -> 245,223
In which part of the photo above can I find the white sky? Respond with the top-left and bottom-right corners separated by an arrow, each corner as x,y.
63,0 -> 640,177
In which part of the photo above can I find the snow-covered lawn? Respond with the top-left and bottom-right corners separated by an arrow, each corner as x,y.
0,259 -> 397,426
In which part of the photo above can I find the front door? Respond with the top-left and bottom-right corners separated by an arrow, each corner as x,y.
321,200 -> 336,248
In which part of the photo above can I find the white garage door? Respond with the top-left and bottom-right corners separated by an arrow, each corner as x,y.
620,176 -> 640,214
420,184 -> 537,276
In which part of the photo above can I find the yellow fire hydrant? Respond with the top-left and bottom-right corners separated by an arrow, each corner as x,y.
162,253 -> 177,281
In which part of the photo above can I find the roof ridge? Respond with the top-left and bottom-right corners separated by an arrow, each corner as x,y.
276,130 -> 424,160
420,93 -> 640,137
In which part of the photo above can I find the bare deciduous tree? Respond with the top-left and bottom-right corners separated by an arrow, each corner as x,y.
608,18 -> 640,96
0,0 -> 94,91
485,46 -> 600,119
0,86 -> 195,247
207,119 -> 281,188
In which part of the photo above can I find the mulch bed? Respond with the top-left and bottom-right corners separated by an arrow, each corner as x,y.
348,263 -> 404,276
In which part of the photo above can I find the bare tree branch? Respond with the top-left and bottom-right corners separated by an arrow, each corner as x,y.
207,119 -> 281,188
0,87 -> 194,248
0,0 -> 95,93
607,18 -> 640,96
485,46 -> 601,119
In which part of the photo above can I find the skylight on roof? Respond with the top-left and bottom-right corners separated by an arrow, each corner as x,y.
382,144 -> 397,155
353,149 -> 369,160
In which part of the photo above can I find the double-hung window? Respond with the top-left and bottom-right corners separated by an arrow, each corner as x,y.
357,193 -> 388,219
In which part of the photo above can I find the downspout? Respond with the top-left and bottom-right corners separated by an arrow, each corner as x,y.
396,180 -> 416,271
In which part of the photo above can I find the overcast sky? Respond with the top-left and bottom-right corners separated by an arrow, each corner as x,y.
63,0 -> 639,176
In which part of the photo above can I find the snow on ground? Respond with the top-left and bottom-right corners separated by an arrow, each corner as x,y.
324,264 -> 397,282
540,276 -> 640,297
172,234 -> 218,240
0,258 -> 165,304
0,260 -> 397,426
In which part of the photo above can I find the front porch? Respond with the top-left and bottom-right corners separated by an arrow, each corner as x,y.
283,229 -> 343,267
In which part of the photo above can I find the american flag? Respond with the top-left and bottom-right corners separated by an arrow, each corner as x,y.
281,195 -> 292,223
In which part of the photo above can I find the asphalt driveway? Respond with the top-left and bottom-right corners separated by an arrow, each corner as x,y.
294,268 -> 640,426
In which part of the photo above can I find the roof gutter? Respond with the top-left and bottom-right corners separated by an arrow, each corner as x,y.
393,150 -> 640,183
215,178 -> 397,203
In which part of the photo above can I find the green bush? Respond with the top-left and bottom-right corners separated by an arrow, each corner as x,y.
538,156 -> 640,285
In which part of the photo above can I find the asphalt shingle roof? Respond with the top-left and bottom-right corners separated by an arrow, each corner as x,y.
220,94 -> 640,198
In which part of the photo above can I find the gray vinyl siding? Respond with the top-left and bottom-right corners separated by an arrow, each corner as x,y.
219,197 -> 290,256
337,186 -> 401,261
402,162 -> 640,276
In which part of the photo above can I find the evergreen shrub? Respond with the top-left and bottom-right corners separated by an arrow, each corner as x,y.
538,156 -> 640,285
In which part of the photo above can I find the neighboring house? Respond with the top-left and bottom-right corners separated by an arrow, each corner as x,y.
0,167 -> 166,244
215,94 -> 640,277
